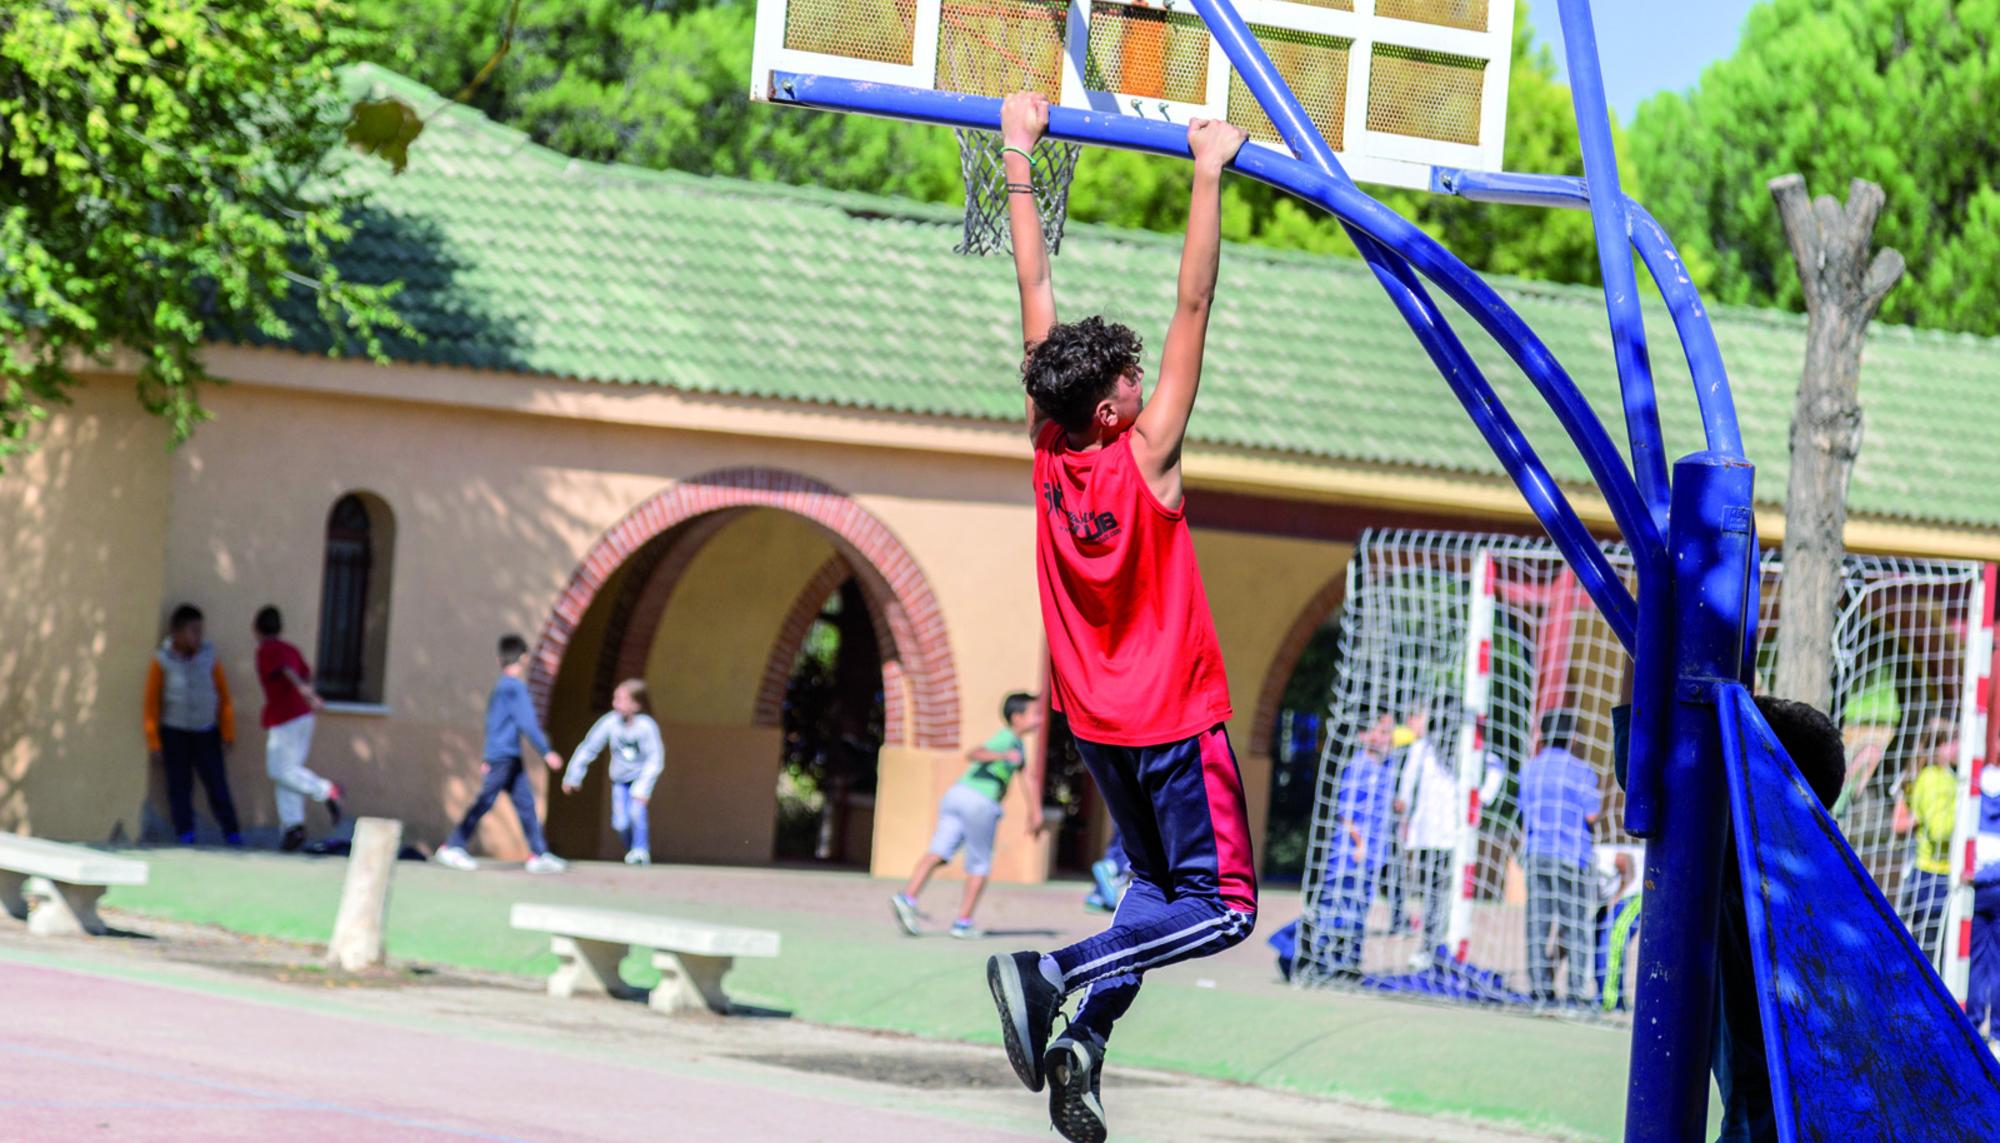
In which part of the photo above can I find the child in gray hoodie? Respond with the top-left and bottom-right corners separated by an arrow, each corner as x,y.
562,679 -> 666,865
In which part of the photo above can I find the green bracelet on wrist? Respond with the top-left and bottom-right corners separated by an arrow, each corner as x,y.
1000,145 -> 1036,163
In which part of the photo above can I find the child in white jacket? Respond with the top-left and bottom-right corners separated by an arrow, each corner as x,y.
561,679 -> 665,865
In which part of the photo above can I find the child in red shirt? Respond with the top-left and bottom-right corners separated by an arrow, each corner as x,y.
985,92 -> 1255,1143
253,606 -> 342,850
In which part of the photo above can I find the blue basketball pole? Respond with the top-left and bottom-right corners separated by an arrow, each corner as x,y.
1631,452 -> 1757,1139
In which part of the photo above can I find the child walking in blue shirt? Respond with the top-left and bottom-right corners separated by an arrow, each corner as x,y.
561,678 -> 666,865
436,634 -> 567,874
1519,708 -> 1602,1006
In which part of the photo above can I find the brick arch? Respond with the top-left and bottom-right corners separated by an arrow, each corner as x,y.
752,556 -> 858,728
589,510 -> 747,713
1248,572 -> 1348,756
530,468 -> 960,749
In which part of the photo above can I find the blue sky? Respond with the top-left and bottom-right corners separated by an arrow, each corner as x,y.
1527,0 -> 1764,120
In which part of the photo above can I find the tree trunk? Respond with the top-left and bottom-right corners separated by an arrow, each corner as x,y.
1768,175 -> 1905,711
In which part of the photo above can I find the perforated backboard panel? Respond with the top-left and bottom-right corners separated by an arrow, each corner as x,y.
1227,26 -> 1349,150
784,0 -> 918,65
751,0 -> 1516,190
936,0 -> 1069,96
1368,45 -> 1483,145
1376,0 -> 1488,33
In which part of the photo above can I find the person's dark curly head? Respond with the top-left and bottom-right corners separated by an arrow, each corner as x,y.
1754,695 -> 1845,810
1023,316 -> 1143,432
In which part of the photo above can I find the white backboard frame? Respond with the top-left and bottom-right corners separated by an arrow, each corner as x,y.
751,0 -> 1515,191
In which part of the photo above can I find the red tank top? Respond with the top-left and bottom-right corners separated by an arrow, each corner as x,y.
1032,421 -> 1232,746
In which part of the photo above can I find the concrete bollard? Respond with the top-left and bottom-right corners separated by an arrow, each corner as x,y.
327,817 -> 404,972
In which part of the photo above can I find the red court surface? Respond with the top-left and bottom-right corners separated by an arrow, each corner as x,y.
0,960 -> 1029,1142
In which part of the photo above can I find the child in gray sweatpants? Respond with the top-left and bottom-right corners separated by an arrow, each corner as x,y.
890,692 -> 1045,939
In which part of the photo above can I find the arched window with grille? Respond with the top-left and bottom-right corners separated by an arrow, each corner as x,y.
316,493 -> 395,704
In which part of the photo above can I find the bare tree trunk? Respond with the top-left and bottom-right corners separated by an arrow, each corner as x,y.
1769,175 -> 1905,711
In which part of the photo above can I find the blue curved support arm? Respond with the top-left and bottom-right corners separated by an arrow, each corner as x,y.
1430,168 -> 1752,833
1433,169 -> 1746,459
1183,0 -> 1339,175
1168,2 -> 1661,575
1628,203 -> 1746,459
1555,0 -> 1670,531
1179,0 -> 1642,639
770,74 -> 1645,644
1357,254 -> 1629,637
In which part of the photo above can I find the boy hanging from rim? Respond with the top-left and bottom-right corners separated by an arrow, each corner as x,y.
984,91 -> 1256,1143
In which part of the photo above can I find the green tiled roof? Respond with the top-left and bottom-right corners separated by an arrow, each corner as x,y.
290,65 -> 2000,530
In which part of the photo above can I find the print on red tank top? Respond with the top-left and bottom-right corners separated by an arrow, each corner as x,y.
1032,422 -> 1232,746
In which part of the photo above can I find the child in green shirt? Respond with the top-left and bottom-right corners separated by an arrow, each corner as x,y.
892,692 -> 1045,938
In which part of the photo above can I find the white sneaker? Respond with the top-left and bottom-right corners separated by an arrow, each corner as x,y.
525,852 -> 568,874
434,845 -> 478,872
623,848 -> 650,866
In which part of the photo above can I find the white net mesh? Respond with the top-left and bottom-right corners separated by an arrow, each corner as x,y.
1290,528 -> 1990,1016
953,130 -> 1080,256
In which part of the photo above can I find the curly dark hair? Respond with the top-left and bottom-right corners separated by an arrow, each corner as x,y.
1023,316 -> 1142,431
1754,695 -> 1845,810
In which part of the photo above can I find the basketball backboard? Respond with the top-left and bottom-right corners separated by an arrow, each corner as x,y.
750,0 -> 1515,191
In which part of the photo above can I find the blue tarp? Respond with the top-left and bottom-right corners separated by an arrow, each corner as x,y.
1719,685 -> 2000,1141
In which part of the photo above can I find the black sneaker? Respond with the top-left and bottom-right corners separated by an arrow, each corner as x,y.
280,825 -> 307,852
1044,1032 -> 1108,1143
986,952 -> 1061,1092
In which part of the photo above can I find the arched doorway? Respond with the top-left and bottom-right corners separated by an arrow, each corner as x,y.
772,575 -> 885,863
1253,573 -> 1347,883
530,468 -> 959,866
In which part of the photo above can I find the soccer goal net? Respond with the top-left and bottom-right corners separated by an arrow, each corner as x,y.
1291,528 -> 1993,1013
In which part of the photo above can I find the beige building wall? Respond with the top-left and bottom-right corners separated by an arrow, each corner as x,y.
154,364 -> 1048,861
0,376 -> 173,841
0,362 -> 1365,878
77,347 -> 1989,891
644,511 -> 840,724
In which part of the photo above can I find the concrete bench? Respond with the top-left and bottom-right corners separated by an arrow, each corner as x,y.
509,903 -> 780,1015
0,836 -> 148,936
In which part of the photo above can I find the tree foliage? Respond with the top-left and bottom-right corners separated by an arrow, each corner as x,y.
0,0 -> 406,461
356,0 -> 1610,280
1629,0 -> 2000,334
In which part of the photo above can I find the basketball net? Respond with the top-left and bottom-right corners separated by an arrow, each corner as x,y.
954,130 -> 1081,256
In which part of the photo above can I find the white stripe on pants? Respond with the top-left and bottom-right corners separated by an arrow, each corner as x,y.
266,715 -> 331,829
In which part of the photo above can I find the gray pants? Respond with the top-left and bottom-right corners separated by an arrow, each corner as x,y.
1526,854 -> 1591,1002
926,783 -> 1003,876
1409,847 -> 1452,958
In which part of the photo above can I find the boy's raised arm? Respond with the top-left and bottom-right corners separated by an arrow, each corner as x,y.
284,666 -> 325,713
1132,119 -> 1246,503
1001,92 -> 1058,437
562,715 -> 611,792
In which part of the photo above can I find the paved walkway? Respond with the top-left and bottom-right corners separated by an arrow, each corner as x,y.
70,848 -> 1631,1137
0,935 -> 1550,1142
